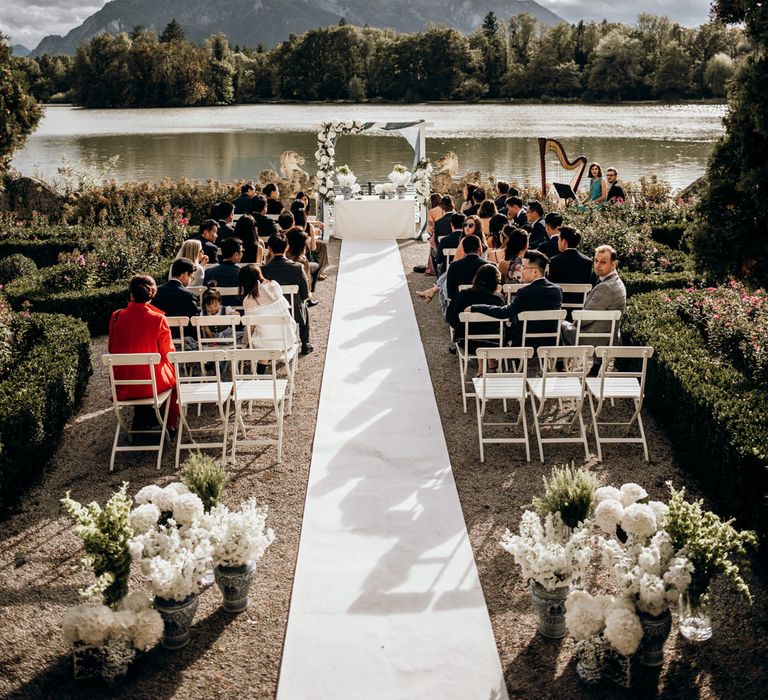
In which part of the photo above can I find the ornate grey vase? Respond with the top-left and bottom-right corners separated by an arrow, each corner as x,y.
574,636 -> 605,684
100,638 -> 136,684
638,608 -> 672,666
214,561 -> 257,612
341,186 -> 352,200
396,185 -> 406,199
603,645 -> 635,688
529,579 -> 568,638
154,593 -> 199,649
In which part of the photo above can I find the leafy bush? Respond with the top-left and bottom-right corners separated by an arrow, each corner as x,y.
0,253 -> 37,285
0,238 -> 81,267
181,453 -> 229,512
622,290 -> 768,538
0,311 -> 92,511
623,271 -> 697,297
532,464 -> 598,529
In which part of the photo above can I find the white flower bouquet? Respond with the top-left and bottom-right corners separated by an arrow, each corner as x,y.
566,590 -> 644,657
593,483 -> 669,542
204,498 -> 275,568
413,158 -> 433,208
388,164 -> 412,187
335,165 -> 357,188
500,511 -> 592,591
132,482 -> 205,531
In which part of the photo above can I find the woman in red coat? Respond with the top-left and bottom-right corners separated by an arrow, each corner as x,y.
108,275 -> 179,428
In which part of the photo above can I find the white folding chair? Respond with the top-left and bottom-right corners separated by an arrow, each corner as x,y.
519,309 -> 568,371
502,283 -> 528,304
573,309 -> 622,347
558,283 -> 592,314
457,311 -> 505,413
215,287 -> 244,312
226,349 -> 288,462
190,315 -> 241,351
280,284 -> 299,317
527,346 -> 594,462
102,353 -> 172,471
167,350 -> 233,470
473,347 -> 534,462
165,316 -> 190,352
239,315 -> 300,414
586,346 -> 654,462
443,247 -> 458,269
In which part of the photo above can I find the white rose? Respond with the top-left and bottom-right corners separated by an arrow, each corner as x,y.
594,486 -> 621,503
619,483 -> 648,506
621,503 -> 657,540
327,147 -> 335,156
594,499 -> 624,534
130,503 -> 161,534
328,130 -> 336,138
320,155 -> 329,165
134,484 -> 163,506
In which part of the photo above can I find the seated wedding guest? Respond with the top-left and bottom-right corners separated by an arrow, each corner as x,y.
203,237 -> 244,307
198,283 -> 240,347
494,181 -> 510,211
286,225 -> 319,294
486,214 -> 512,264
197,219 -> 220,264
252,194 -> 280,239
498,227 -> 529,284
433,195 -> 456,241
447,264 -> 504,343
291,200 -> 328,280
295,190 -> 325,239
170,239 -> 207,286
505,196 -> 527,227
108,274 -> 178,430
262,233 -> 312,355
547,226 -> 593,319
452,215 -> 485,262
465,187 -> 486,217
526,200 -> 547,248
606,167 -> 626,204
154,258 -> 200,323
471,250 -> 562,348
239,264 -> 297,371
477,199 -> 497,240
263,183 -> 283,215
580,162 -> 607,209
234,214 -> 264,264
561,244 -> 625,375
278,211 -> 295,232
233,182 -> 257,215
436,213 -> 466,276
215,202 -> 236,240
537,211 -> 563,259
460,182 -> 479,213
414,193 -> 444,275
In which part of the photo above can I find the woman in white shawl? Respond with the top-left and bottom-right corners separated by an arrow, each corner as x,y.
238,264 -> 297,353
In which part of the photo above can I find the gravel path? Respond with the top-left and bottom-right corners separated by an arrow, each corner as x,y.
1,236 -> 766,699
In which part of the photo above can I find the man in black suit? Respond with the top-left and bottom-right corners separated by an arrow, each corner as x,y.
445,234 -> 485,313
505,196 -> 527,228
547,226 -> 593,319
197,219 -> 220,265
152,258 -> 200,346
464,187 -> 486,217
436,212 -> 466,276
233,183 -> 257,215
526,200 -> 548,249
537,211 -> 563,259
433,195 -> 456,239
216,202 -> 236,241
252,194 -> 279,239
263,183 -> 283,215
494,181 -> 510,211
262,233 -> 313,354
606,167 -> 626,204
204,237 -> 244,307
471,250 -> 562,347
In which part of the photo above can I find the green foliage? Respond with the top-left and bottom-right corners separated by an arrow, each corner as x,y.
532,464 -> 598,529
61,483 -> 134,607
665,483 -> 757,602
0,312 -> 91,511
0,253 -> 37,285
622,270 -> 696,297
622,290 -> 768,537
181,453 -> 229,512
0,36 -> 42,171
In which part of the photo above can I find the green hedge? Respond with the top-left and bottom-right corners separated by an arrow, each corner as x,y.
623,271 -> 697,297
623,291 -> 768,538
0,312 -> 92,511
0,238 -> 81,267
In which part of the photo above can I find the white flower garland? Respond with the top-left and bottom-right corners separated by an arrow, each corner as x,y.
413,158 -> 433,209
315,120 -> 367,204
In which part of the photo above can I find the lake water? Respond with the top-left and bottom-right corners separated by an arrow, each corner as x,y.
12,103 -> 726,191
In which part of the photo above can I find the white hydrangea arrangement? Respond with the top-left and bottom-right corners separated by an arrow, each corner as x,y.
566,590 -> 644,657
204,498 -> 275,568
335,165 -> 357,188
388,163 -> 412,187
593,483 -> 669,542
500,511 -> 592,591
413,158 -> 433,208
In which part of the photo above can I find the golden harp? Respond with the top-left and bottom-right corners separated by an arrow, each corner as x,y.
538,138 -> 588,200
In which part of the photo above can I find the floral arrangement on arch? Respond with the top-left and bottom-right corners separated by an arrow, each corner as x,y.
413,158 -> 433,209
315,120 -> 367,204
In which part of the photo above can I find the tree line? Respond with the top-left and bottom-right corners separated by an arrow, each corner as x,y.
12,13 -> 747,107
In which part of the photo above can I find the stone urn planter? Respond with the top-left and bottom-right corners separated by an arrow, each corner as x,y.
396,185 -> 407,199
214,561 -> 257,612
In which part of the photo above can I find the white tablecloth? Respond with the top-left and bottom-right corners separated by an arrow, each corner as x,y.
333,196 -> 415,240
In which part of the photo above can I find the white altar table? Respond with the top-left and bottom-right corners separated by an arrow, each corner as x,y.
333,196 -> 415,240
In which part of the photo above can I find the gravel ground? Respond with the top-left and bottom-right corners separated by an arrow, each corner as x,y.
1,236 -> 766,699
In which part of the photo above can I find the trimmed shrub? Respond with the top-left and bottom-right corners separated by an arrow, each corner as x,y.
0,238 -> 80,267
623,290 -> 768,538
0,253 -> 37,285
0,311 -> 92,511
623,271 -> 697,297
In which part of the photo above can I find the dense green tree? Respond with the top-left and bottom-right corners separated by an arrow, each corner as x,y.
0,36 -> 42,173
692,1 -> 768,287
704,52 -> 735,96
478,12 -> 507,97
160,19 -> 185,44
587,29 -> 643,100
206,34 -> 235,104
652,41 -> 692,98
507,13 -> 539,66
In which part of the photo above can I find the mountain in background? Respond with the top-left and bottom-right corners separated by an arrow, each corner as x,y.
31,0 -> 564,56
12,44 -> 31,56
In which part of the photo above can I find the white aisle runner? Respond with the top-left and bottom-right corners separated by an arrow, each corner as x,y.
277,240 -> 508,700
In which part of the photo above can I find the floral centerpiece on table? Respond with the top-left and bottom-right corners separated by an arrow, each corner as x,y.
60,485 -> 163,682
335,165 -> 357,188
388,163 -> 412,187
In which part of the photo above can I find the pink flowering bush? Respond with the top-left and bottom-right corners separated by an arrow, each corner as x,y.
670,281 -> 768,383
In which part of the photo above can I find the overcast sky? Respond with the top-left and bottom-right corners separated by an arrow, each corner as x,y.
2,1 -> 713,50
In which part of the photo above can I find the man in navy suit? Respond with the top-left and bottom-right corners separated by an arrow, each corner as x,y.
537,211 -> 563,259
197,219 -> 220,264
152,257 -> 200,346
204,237 -> 244,307
471,250 -> 562,347
526,200 -> 548,249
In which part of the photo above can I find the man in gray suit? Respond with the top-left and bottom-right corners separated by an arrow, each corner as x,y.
560,244 -> 626,376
